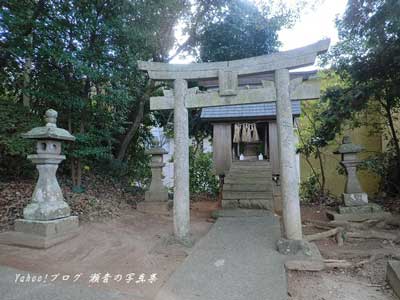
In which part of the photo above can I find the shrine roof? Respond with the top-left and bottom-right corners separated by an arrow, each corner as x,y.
201,101 -> 301,120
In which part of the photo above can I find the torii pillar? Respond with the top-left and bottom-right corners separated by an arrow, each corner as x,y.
173,79 -> 190,242
275,69 -> 302,240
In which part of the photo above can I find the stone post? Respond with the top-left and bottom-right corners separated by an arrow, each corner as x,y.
173,79 -> 190,243
275,69 -> 302,240
0,109 -> 79,248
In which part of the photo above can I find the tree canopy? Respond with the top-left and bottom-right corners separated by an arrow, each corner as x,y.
318,0 -> 400,194
0,0 -> 309,190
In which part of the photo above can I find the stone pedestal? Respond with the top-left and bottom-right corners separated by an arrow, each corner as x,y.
343,192 -> 368,206
0,217 -> 79,248
136,201 -> 172,216
0,109 -> 78,248
327,136 -> 390,221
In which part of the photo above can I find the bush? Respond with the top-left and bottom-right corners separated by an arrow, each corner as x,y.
189,147 -> 219,196
360,150 -> 400,196
300,173 -> 322,203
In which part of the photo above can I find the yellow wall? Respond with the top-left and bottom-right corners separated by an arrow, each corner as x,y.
381,112 -> 400,152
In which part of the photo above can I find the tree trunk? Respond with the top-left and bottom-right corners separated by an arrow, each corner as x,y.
76,159 -> 82,189
116,98 -> 145,161
116,81 -> 159,161
316,148 -> 326,194
22,57 -> 32,108
385,102 -> 400,169
71,118 -> 85,191
71,159 -> 77,187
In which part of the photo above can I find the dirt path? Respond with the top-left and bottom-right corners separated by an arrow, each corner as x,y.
0,202 -> 216,300
289,205 -> 399,300
288,270 -> 397,300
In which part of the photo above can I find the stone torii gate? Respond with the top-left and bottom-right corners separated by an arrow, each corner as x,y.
138,39 -> 330,243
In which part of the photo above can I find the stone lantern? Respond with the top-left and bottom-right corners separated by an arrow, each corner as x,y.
137,147 -> 170,215
0,109 -> 79,248
145,147 -> 168,202
335,136 -> 367,206
327,136 -> 389,221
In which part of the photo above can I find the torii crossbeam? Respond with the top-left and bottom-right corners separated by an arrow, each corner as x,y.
138,39 -> 330,243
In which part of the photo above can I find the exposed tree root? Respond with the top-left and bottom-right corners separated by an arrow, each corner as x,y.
304,227 -> 345,246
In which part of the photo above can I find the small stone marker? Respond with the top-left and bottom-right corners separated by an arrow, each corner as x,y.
327,136 -> 390,221
137,147 -> 170,215
0,109 -> 79,248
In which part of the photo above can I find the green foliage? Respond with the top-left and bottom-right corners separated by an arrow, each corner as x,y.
322,0 -> 400,195
296,96 -> 332,199
92,127 -> 152,188
0,96 -> 40,179
189,147 -> 219,195
360,144 -> 400,195
197,0 -> 296,62
300,173 -> 321,203
0,0 -> 190,188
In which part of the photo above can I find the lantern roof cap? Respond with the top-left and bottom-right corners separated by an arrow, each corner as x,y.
334,136 -> 363,154
22,109 -> 76,141
145,147 -> 168,155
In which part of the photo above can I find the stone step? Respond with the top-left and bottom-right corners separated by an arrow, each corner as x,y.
232,160 -> 270,165
223,183 -> 272,192
223,191 -> 273,200
224,178 -> 270,184
227,173 -> 272,178
231,165 -> 271,170
226,175 -> 272,180
228,168 -> 272,173
221,199 -> 274,210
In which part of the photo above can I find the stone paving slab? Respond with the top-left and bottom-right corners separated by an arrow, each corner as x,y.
155,214 -> 287,300
0,266 -> 139,300
387,260 -> 400,298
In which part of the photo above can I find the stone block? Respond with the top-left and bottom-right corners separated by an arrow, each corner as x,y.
343,193 -> 368,206
221,200 -> 239,209
338,203 -> 382,214
145,190 -> 168,202
237,199 -> 273,210
277,239 -> 318,257
137,201 -> 171,216
387,260 -> 400,298
14,216 -> 78,237
0,216 -> 79,249
285,259 -> 325,271
326,210 -> 391,221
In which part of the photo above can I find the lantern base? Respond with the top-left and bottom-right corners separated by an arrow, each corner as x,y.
343,192 -> 368,206
137,201 -> 172,216
145,189 -> 169,202
0,216 -> 79,249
